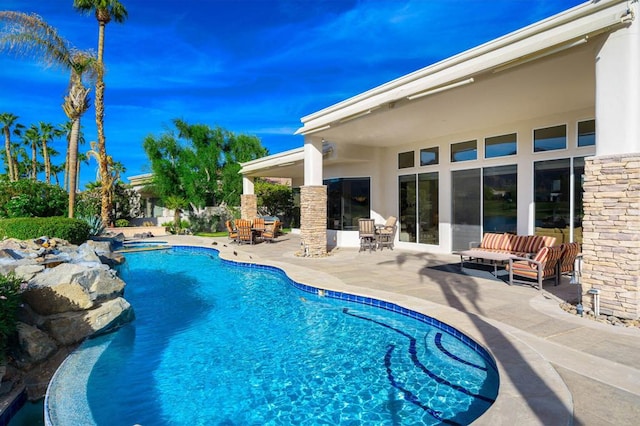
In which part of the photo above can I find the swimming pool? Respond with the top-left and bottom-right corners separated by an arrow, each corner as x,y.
46,246 -> 499,425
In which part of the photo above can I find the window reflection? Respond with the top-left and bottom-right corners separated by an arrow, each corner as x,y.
418,172 -> 439,244
485,133 -> 517,158
398,151 -> 415,169
399,175 -> 417,242
578,120 -> 595,147
451,140 -> 477,162
573,157 -> 585,244
534,159 -> 570,241
534,125 -> 566,152
420,147 -> 439,166
325,178 -> 370,231
483,165 -> 517,233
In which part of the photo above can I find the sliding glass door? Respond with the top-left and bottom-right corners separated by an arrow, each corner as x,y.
452,169 -> 481,251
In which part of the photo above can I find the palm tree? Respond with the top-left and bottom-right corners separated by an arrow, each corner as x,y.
86,141 -> 125,225
36,121 -> 62,184
0,11 -> 99,216
62,51 -> 96,216
23,125 -> 41,180
164,195 -> 189,234
0,113 -> 24,181
73,0 -> 128,225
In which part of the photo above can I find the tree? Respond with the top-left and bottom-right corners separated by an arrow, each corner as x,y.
22,125 -> 41,180
62,51 -> 97,217
86,141 -> 125,225
255,179 -> 294,219
0,113 -> 24,181
143,120 -> 268,213
36,121 -> 63,184
73,0 -> 128,225
164,195 -> 188,233
0,11 -> 99,217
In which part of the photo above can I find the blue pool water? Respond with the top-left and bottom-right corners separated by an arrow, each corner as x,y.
46,246 -> 499,425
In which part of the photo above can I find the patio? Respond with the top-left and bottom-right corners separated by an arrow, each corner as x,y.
158,232 -> 640,425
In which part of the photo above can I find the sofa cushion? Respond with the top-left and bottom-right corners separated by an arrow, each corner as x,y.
480,233 -> 512,250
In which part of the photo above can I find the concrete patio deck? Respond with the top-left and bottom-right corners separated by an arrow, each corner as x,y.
155,232 -> 640,425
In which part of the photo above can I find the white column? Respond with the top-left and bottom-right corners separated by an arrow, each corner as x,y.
242,176 -> 254,195
304,138 -> 323,186
595,9 -> 640,155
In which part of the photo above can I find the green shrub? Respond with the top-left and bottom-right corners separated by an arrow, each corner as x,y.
0,273 -> 24,363
0,217 -> 90,245
79,215 -> 106,237
115,219 -> 130,227
162,219 -> 190,234
0,180 -> 67,218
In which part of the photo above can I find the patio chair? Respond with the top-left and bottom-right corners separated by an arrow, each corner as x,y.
225,220 -> 238,244
262,221 -> 281,243
235,219 -> 253,245
376,216 -> 397,250
358,218 -> 377,252
507,245 -> 564,290
559,242 -> 581,276
252,217 -> 265,231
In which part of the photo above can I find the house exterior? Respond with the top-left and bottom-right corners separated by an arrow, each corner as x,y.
127,173 -> 174,226
240,0 -> 640,318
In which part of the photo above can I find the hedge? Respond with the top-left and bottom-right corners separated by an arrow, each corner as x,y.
0,217 -> 90,245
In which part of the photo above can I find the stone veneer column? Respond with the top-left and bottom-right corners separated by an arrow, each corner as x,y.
240,194 -> 257,220
300,185 -> 327,257
581,154 -> 640,319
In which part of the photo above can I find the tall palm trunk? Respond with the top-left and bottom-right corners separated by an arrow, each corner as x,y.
96,22 -> 111,226
41,138 -> 51,183
30,140 -> 37,180
68,118 -> 81,217
64,133 -> 71,191
3,127 -> 14,181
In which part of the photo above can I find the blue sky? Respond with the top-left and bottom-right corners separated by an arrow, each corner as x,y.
1,0 -> 584,188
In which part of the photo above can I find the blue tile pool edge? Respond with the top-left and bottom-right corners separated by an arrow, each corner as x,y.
170,244 -> 499,373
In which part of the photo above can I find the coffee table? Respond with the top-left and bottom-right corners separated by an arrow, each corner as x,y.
458,250 -> 515,277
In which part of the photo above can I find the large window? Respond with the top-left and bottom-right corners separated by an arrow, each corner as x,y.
485,133 -> 517,158
534,125 -> 566,152
452,169 -> 481,251
451,140 -> 477,162
483,165 -> 517,233
399,175 -> 417,242
418,172 -> 439,244
325,177 -> 370,231
573,157 -> 586,244
399,173 -> 439,244
534,159 -> 570,240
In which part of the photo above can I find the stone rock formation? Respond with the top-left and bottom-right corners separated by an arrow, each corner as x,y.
0,236 -> 134,400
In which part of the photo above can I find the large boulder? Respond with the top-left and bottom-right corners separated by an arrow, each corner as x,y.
43,297 -> 135,345
70,243 -> 103,267
13,264 -> 45,282
23,263 -> 126,315
15,322 -> 57,364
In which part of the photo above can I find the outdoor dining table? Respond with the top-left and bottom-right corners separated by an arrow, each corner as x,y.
251,227 -> 265,242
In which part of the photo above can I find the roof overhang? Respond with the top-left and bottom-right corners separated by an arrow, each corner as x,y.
295,0 -> 632,137
240,147 -> 305,178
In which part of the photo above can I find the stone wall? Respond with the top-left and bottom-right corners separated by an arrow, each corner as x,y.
582,154 -> 640,319
240,194 -> 257,220
300,186 -> 327,257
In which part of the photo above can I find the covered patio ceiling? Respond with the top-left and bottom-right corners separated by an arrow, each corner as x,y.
308,39 -> 596,148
